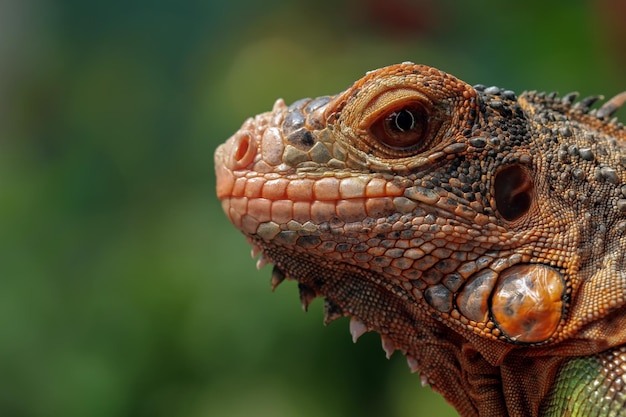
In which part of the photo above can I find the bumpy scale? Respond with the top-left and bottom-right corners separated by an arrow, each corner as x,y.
214,63 -> 626,417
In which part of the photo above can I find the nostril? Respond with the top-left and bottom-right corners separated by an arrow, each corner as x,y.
231,131 -> 256,168
235,134 -> 250,161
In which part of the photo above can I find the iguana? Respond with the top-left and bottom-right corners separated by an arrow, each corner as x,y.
214,63 -> 626,416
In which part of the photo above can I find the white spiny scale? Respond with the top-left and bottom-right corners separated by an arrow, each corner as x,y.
349,317 -> 368,343
250,244 -> 262,258
256,254 -> 270,270
420,374 -> 430,388
406,356 -> 419,373
380,334 -> 396,359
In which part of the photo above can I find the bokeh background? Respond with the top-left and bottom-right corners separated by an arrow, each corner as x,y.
3,0 -> 625,416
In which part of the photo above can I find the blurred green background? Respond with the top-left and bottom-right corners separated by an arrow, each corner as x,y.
2,0 -> 624,416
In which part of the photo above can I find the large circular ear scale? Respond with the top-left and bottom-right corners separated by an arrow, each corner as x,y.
491,264 -> 565,344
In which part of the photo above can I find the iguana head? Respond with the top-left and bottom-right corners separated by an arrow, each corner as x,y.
215,63 -> 626,416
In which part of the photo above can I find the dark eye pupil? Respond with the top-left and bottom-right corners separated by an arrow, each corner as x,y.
393,109 -> 415,132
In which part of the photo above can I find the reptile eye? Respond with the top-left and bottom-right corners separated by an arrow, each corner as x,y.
371,102 -> 428,150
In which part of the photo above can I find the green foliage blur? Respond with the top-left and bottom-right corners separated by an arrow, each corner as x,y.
2,0 -> 624,416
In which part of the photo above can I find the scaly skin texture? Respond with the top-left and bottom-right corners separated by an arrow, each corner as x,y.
214,63 -> 626,416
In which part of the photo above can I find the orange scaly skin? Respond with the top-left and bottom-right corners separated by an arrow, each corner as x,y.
214,63 -> 626,416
